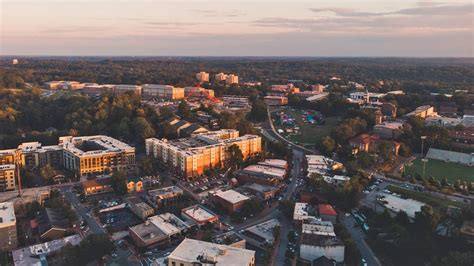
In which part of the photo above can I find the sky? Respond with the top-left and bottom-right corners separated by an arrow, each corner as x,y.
0,0 -> 473,57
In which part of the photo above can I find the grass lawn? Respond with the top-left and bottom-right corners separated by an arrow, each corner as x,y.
387,185 -> 468,210
404,158 -> 474,184
272,107 -> 339,145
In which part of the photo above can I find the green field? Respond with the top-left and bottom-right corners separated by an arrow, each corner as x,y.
404,158 -> 474,184
272,108 -> 339,146
387,185 -> 468,210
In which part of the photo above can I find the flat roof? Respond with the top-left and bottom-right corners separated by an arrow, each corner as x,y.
60,135 -> 134,158
294,202 -> 309,220
0,164 -> 15,170
129,221 -> 167,242
148,213 -> 188,236
302,220 -> 335,236
0,202 -> 16,228
300,234 -> 344,247
244,219 -> 280,243
319,204 -> 337,216
168,238 -> 255,266
381,192 -> 425,218
257,159 -> 287,169
242,165 -> 286,179
182,205 -> 218,223
148,186 -> 183,199
213,190 -> 250,204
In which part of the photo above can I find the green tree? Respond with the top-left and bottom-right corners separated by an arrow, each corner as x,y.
227,144 -> 244,170
249,99 -> 267,122
319,136 -> 335,155
111,171 -> 128,195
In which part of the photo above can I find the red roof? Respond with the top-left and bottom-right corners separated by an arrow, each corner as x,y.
319,204 -> 337,216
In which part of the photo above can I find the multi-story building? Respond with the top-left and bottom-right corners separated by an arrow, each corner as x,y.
215,73 -> 227,82
16,142 -> 63,169
60,135 -> 136,176
0,202 -> 17,251
196,72 -> 210,82
300,234 -> 345,263
0,164 -> 16,191
113,85 -> 141,96
146,186 -> 184,208
209,189 -> 250,213
142,84 -> 185,100
0,149 -> 16,165
373,121 -> 406,140
168,238 -> 255,266
126,196 -> 154,220
225,74 -> 239,85
146,130 -> 261,177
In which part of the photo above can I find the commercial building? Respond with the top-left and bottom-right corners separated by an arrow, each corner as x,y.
81,84 -> 115,96
225,74 -> 239,85
168,238 -> 255,266
293,202 -> 318,222
210,189 -> 250,213
126,196 -> 154,220
306,155 -> 343,176
142,84 -> 185,100
184,86 -> 215,99
44,81 -> 85,90
60,135 -> 136,176
300,234 -> 345,263
425,116 -> 463,127
318,204 -> 337,224
0,164 -> 16,191
146,130 -> 261,177
302,219 -> 335,237
263,96 -> 288,106
129,213 -> 190,248
244,183 -> 279,200
236,164 -> 286,186
0,202 -> 17,251
349,91 -> 386,104
113,84 -> 141,96
146,186 -> 184,208
243,219 -> 280,245
221,95 -> 251,110
212,231 -> 246,249
373,121 -> 406,140
181,205 -> 219,227
378,192 -> 425,219
271,84 -> 299,94
196,71 -> 210,82
258,159 -> 288,170
405,105 -> 437,118
82,178 -> 113,195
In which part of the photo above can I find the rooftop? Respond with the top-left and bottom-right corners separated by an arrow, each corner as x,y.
60,135 -> 134,158
148,213 -> 189,236
381,192 -> 425,218
257,159 -> 287,169
319,204 -> 337,216
129,221 -> 167,243
244,219 -> 280,243
0,164 -> 15,170
182,205 -> 218,223
0,202 -> 16,228
241,164 -> 286,179
168,238 -> 255,266
148,186 -> 183,199
212,190 -> 250,204
374,121 -> 405,130
300,234 -> 344,247
302,220 -> 335,236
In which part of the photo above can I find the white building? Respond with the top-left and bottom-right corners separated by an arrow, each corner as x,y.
0,202 -> 17,251
300,234 -> 345,263
167,238 -> 255,266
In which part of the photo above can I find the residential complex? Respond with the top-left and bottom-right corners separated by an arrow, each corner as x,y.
142,84 -> 185,100
167,238 -> 255,266
196,71 -> 210,82
225,74 -> 239,85
145,129 -> 261,177
0,164 -> 16,191
0,202 -> 17,251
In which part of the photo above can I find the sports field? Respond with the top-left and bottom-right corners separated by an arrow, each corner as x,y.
404,158 -> 474,184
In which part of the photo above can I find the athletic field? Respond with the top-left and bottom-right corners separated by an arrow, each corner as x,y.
404,158 -> 473,184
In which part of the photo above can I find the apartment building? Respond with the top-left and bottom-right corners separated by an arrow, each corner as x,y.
0,142 -> 62,170
60,135 -> 136,175
0,164 -> 16,191
0,202 -> 18,251
0,149 -> 16,165
215,73 -> 227,82
142,84 -> 185,100
196,71 -> 210,82
225,74 -> 239,85
168,238 -> 255,266
146,130 -> 261,177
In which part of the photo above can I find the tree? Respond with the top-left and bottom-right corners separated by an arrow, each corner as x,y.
132,117 -> 155,140
178,101 -> 193,120
111,171 -> 128,195
227,144 -> 244,170
319,136 -> 335,155
40,164 -> 57,183
308,173 -> 325,188
249,99 -> 267,122
378,141 -> 394,163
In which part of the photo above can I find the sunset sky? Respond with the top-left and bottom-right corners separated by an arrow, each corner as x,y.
1,0 -> 473,56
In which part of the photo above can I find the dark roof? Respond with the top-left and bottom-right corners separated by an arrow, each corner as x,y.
37,208 -> 69,236
174,120 -> 190,128
181,123 -> 207,136
312,256 -> 336,266
300,234 -> 344,247
82,177 -> 112,189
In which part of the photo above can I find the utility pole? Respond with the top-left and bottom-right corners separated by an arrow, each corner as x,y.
421,158 -> 429,178
420,136 -> 427,157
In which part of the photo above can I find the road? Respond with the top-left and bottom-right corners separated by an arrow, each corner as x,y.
339,214 -> 381,266
59,186 -> 106,235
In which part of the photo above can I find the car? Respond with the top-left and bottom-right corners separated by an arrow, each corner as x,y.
361,258 -> 368,266
111,253 -> 118,258
144,251 -> 153,256
363,190 -> 370,194
345,213 -> 350,217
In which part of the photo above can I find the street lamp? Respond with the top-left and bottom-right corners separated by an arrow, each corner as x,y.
421,158 -> 429,178
420,136 -> 427,157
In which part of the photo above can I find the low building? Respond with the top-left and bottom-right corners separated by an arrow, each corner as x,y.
128,220 -> 168,248
0,202 -> 17,251
141,84 -> 185,100
82,177 -> 113,195
306,92 -> 330,102
181,205 -> 219,227
244,183 -> 279,200
300,234 -> 345,263
405,105 -> 437,118
12,234 -> 82,266
184,86 -> 215,99
212,231 -> 246,249
146,186 -> 183,208
311,84 -> 325,93
113,84 -> 141,96
264,96 -> 288,106
373,121 -> 406,140
425,116 -> 463,127
349,134 -> 400,156
167,238 -> 255,266
243,219 -> 280,246
306,155 -> 343,176
149,213 -> 190,238
236,164 -> 286,186
294,202 -> 316,222
381,102 -> 397,118
127,177 -> 144,193
378,192 -> 425,219
302,219 -> 335,237
0,164 -> 16,191
126,196 -> 154,220
221,95 -> 251,110
318,204 -> 337,224
37,208 -> 69,240
257,159 -> 288,170
210,189 -> 250,213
